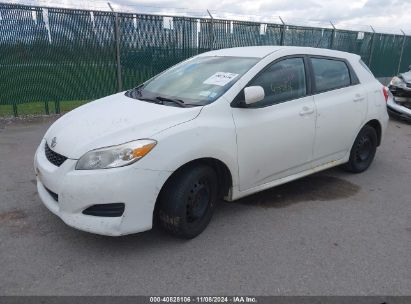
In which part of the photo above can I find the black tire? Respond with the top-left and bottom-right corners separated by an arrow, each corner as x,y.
344,125 -> 378,173
157,164 -> 218,239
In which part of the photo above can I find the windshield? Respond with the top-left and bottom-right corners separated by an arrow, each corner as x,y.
126,56 -> 259,106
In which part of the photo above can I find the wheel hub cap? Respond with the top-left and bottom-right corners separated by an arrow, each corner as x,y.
356,137 -> 372,162
187,181 -> 210,222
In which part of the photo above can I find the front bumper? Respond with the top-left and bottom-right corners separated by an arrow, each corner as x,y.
34,140 -> 171,236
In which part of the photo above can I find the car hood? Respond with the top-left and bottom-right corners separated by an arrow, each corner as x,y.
400,71 -> 411,83
44,92 -> 202,159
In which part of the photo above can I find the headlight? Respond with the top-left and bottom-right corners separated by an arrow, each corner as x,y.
76,139 -> 157,170
390,76 -> 405,87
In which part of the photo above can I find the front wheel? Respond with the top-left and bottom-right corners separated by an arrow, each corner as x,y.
343,125 -> 378,173
157,164 -> 218,239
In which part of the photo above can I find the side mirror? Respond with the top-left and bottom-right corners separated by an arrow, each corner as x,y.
244,86 -> 265,105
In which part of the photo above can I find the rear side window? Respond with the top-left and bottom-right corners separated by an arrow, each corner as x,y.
246,57 -> 307,107
311,58 -> 351,92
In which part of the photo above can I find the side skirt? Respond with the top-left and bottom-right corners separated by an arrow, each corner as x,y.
227,155 -> 349,202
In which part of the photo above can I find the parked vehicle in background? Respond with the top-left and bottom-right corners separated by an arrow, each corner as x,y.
387,65 -> 411,122
34,46 -> 389,239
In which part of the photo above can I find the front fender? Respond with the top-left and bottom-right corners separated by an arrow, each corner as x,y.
133,100 -> 240,193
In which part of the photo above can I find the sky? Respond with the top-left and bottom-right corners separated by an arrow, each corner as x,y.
7,0 -> 411,34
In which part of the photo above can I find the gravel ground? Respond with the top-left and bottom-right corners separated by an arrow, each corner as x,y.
0,116 -> 410,296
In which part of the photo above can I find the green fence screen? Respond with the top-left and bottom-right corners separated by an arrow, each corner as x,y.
0,3 -> 410,116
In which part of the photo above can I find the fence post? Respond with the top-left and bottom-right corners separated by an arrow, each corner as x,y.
44,100 -> 49,115
12,103 -> 18,117
397,30 -> 407,74
279,16 -> 285,46
368,26 -> 376,68
329,21 -> 336,49
54,101 -> 60,114
108,3 -> 123,91
207,9 -> 214,50
113,12 -> 123,92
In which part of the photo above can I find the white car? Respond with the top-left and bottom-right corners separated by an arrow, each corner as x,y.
34,46 -> 389,238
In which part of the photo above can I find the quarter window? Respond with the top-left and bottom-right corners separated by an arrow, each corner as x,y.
311,58 -> 351,92
246,58 -> 307,107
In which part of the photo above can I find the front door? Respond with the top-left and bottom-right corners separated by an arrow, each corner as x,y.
231,57 -> 317,191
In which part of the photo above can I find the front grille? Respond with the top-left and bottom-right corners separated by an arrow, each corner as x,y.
45,142 -> 67,167
82,203 -> 125,217
45,187 -> 58,202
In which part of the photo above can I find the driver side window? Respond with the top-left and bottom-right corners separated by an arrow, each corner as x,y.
247,57 -> 307,108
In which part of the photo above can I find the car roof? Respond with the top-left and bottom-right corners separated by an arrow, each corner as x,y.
198,46 -> 360,60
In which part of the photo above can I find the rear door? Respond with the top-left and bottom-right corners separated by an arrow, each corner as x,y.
310,57 -> 367,165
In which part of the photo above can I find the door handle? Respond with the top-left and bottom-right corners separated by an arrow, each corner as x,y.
353,94 -> 365,102
299,106 -> 314,116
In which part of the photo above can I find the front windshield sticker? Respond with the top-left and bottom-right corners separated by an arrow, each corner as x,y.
199,90 -> 211,97
203,72 -> 239,86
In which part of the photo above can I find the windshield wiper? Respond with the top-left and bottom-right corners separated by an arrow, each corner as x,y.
155,96 -> 188,108
126,89 -> 201,108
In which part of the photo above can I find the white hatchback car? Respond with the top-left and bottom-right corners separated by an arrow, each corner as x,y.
35,46 -> 389,238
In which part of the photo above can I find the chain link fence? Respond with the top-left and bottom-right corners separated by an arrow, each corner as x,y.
0,2 -> 410,116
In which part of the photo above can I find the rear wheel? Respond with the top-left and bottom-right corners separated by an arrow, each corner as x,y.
344,125 -> 377,173
157,164 -> 218,239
